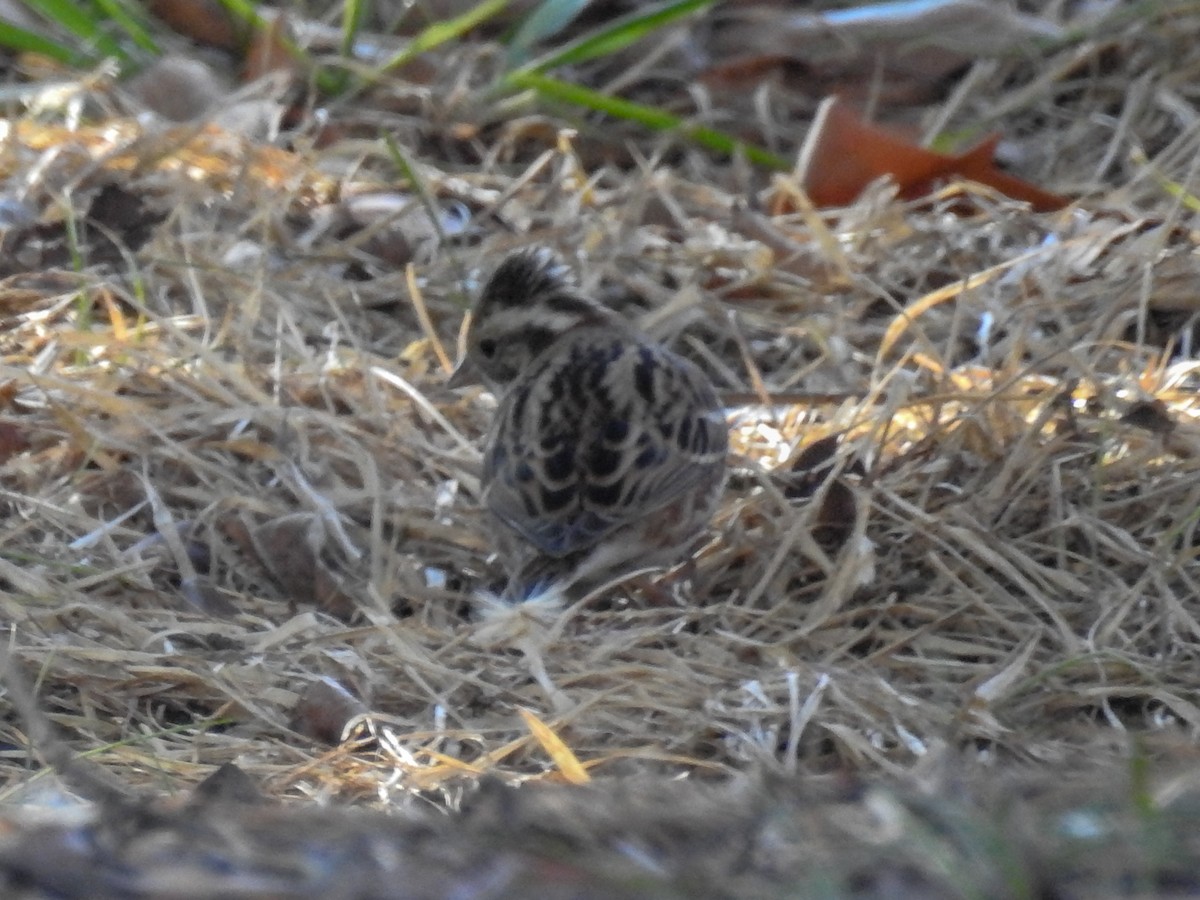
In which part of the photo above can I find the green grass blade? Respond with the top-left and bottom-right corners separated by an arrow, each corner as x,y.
0,20 -> 87,65
341,0 -> 370,58
505,0 -> 591,67
213,0 -> 313,83
508,70 -> 790,170
22,0 -> 129,61
90,0 -> 159,56
374,0 -> 511,73
213,0 -> 269,35
382,135 -> 457,248
508,0 -> 715,76
1130,146 -> 1200,213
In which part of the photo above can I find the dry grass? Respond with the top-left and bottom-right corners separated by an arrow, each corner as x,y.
2,3 -> 1200,895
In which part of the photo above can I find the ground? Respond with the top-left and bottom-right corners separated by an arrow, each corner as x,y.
1,2 -> 1199,897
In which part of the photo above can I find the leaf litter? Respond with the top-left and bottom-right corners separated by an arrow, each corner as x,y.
2,3 -> 1200,895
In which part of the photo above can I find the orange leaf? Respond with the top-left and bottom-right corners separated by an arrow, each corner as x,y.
800,99 -> 1067,212
951,135 -> 1069,212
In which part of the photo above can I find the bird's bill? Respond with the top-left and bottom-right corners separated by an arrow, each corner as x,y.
446,356 -> 478,389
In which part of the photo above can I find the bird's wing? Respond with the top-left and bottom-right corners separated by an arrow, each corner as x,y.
483,336 -> 727,559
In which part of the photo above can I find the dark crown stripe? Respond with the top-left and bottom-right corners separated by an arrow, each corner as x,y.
482,246 -> 575,309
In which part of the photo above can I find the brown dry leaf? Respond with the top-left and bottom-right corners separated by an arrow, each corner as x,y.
147,0 -> 240,50
0,420 -> 29,464
191,763 -> 269,806
793,99 -> 1069,211
4,13 -> 1200,895
243,10 -> 300,83
234,512 -> 360,620
703,0 -> 1064,99
176,576 -> 239,617
1121,398 -> 1175,435
291,677 -> 370,745
780,433 -> 862,549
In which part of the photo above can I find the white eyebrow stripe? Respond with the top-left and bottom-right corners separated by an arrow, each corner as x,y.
484,308 -> 584,334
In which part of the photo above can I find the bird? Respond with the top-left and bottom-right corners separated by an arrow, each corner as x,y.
450,246 -> 728,603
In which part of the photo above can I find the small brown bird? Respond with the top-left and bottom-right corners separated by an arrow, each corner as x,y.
451,246 -> 728,603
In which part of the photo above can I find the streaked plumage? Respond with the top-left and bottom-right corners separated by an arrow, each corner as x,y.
453,246 -> 728,602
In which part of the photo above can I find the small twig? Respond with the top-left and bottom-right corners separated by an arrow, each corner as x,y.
406,262 -> 454,373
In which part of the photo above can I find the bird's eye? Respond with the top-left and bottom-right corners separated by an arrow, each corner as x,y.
478,338 -> 497,358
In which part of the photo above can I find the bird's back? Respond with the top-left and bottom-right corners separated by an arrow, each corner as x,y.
483,324 -> 727,562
